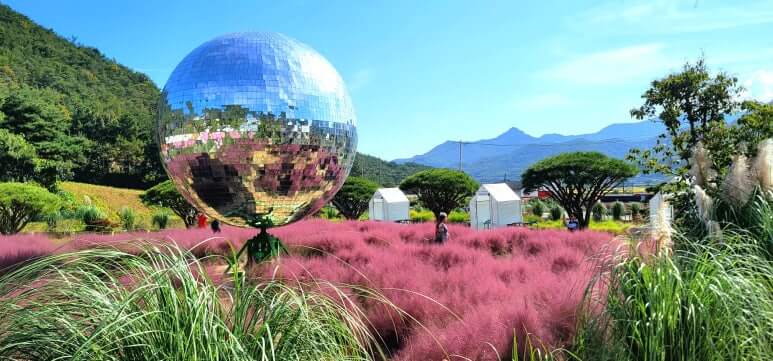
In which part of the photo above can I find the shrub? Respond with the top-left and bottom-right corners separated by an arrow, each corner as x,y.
119,207 -> 137,231
0,244 -> 379,360
55,190 -> 79,219
152,210 -> 171,230
318,205 -> 341,221
0,182 -> 60,235
448,210 -> 469,223
141,180 -> 197,228
611,201 -> 624,221
589,220 -> 631,235
409,208 -> 434,222
591,202 -> 606,222
75,205 -> 107,232
530,200 -> 546,217
549,205 -> 563,221
42,210 -> 62,232
629,202 -> 642,221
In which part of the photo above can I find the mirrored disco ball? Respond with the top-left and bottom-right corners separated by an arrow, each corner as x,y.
157,32 -> 357,227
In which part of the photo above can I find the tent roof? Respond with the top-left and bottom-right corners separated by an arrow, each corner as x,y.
374,188 -> 409,203
479,183 -> 520,202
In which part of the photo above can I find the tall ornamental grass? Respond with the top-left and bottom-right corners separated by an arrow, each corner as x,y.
572,233 -> 773,361
0,244 -> 379,361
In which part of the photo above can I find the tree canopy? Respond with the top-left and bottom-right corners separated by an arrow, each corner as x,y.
627,58 -> 773,226
399,169 -> 478,218
0,5 -> 423,190
0,182 -> 59,234
349,153 -> 431,187
626,58 -> 765,182
0,4 -> 162,188
332,176 -> 378,220
0,129 -> 37,183
140,180 -> 197,228
522,152 -> 637,229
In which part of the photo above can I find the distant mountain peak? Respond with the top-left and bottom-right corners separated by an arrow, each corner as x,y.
393,119 -> 666,185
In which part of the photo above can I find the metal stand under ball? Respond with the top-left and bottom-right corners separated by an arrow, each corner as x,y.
226,209 -> 288,274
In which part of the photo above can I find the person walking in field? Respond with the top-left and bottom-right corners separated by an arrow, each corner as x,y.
197,213 -> 207,229
566,215 -> 579,232
211,219 -> 221,233
435,212 -> 449,243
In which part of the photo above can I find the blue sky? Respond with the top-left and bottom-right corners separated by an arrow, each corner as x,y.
5,0 -> 773,160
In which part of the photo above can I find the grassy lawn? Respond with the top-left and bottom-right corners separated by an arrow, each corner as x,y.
60,182 -> 156,223
531,219 -> 634,235
23,182 -> 184,233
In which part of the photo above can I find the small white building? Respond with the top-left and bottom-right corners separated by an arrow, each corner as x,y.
369,188 -> 410,222
469,183 -> 522,229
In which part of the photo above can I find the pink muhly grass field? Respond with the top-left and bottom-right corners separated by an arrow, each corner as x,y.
0,220 -> 617,359
0,227 -> 254,270
265,220 -> 617,360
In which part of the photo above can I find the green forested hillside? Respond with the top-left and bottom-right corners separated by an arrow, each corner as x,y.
0,4 -> 163,188
350,153 -> 430,187
0,4 -> 426,190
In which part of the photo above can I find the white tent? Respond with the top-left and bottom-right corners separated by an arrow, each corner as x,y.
369,188 -> 410,222
469,183 -> 522,229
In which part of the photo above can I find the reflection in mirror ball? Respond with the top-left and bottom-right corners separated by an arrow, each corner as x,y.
157,32 -> 357,226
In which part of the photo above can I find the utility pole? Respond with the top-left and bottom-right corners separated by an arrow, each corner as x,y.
458,140 -> 463,171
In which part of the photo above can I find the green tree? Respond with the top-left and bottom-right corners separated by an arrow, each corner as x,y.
0,129 -> 37,183
399,169 -> 478,218
592,202 -> 606,222
349,153 -> 431,187
629,202 -> 643,221
629,59 -> 741,178
0,5 -> 163,188
331,176 -> 378,220
627,59 -> 773,228
549,205 -> 563,221
530,199 -> 546,217
611,201 -> 625,221
734,101 -> 773,157
521,152 -> 637,229
0,182 -> 59,234
140,180 -> 197,228
0,130 -> 65,190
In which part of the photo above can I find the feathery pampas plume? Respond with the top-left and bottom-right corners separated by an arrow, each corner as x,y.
654,195 -> 672,251
689,142 -> 716,188
723,153 -> 754,204
693,185 -> 713,228
753,138 -> 772,193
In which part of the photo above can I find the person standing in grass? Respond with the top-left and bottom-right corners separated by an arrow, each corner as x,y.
566,215 -> 579,232
211,219 -> 221,233
435,212 -> 449,243
197,213 -> 207,229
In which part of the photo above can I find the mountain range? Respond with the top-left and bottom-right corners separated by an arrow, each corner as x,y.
394,120 -> 668,185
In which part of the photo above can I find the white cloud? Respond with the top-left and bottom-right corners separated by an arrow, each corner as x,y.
577,0 -> 773,34
741,70 -> 773,103
539,43 -> 679,85
512,93 -> 571,110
